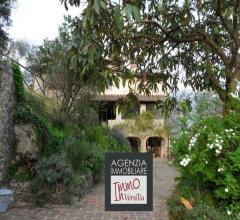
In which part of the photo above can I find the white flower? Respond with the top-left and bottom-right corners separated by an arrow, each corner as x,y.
225,188 -> 229,193
218,167 -> 224,172
227,210 -> 232,215
180,155 -> 191,167
209,144 -> 214,149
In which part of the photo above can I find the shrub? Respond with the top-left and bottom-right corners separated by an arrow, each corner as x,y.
12,64 -> 25,103
85,126 -> 109,150
106,135 -> 130,152
14,104 -> 65,156
109,127 -> 130,146
85,126 -> 130,152
71,94 -> 99,128
31,154 -> 76,205
51,110 -> 73,129
7,160 -> 33,182
171,112 -> 240,217
64,136 -> 104,182
168,187 -> 232,220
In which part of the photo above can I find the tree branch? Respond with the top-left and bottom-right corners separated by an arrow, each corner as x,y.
216,0 -> 239,46
193,29 -> 230,67
136,19 -> 230,68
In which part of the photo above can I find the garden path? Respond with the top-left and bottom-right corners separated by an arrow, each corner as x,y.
0,160 -> 178,220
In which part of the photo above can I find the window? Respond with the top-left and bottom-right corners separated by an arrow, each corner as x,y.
98,102 -> 116,122
146,103 -> 156,113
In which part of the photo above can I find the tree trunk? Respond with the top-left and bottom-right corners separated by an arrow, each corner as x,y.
223,100 -> 231,116
60,95 -> 71,112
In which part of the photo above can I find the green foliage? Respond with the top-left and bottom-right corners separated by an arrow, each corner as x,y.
169,92 -> 223,139
0,0 -> 15,50
64,136 -> 104,182
71,93 -> 99,128
193,92 -> 223,120
7,160 -> 33,182
11,63 -> 129,206
117,111 -> 167,138
134,111 -> 155,131
157,97 -> 192,118
31,154 -> 76,205
171,112 -> 240,216
85,126 -> 109,150
168,185 -> 232,220
14,103 -> 65,156
118,92 -> 140,118
27,16 -> 96,113
50,110 -> 73,129
109,127 -> 130,147
85,126 -> 130,152
60,0 -> 240,113
12,64 -> 25,103
106,134 -> 130,153
11,167 -> 33,182
12,66 -> 67,155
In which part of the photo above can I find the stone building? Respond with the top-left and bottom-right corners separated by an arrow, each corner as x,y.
92,81 -> 169,159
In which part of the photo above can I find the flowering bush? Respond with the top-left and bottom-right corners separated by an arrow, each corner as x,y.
171,112 -> 240,218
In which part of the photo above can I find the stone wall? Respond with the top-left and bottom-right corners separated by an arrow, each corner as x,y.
14,123 -> 40,155
0,63 -> 15,183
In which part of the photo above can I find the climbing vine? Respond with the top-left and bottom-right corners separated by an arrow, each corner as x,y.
12,64 -> 25,103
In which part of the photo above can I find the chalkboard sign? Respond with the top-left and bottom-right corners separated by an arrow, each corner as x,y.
105,152 -> 153,211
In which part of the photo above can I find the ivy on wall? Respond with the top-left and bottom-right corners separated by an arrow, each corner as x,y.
12,64 -> 65,156
12,64 -> 25,103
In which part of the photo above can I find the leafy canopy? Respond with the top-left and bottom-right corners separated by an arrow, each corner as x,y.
28,16 -> 97,112
60,0 -> 240,114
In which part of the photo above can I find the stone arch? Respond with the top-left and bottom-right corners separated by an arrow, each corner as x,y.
146,136 -> 165,158
127,137 -> 141,152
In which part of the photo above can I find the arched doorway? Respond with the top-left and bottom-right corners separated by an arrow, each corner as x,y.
146,137 -> 163,158
127,137 -> 140,152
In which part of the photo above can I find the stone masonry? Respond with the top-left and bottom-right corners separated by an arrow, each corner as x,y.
0,63 -> 15,183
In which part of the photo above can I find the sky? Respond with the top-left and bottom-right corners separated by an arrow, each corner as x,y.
9,0 -> 83,46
